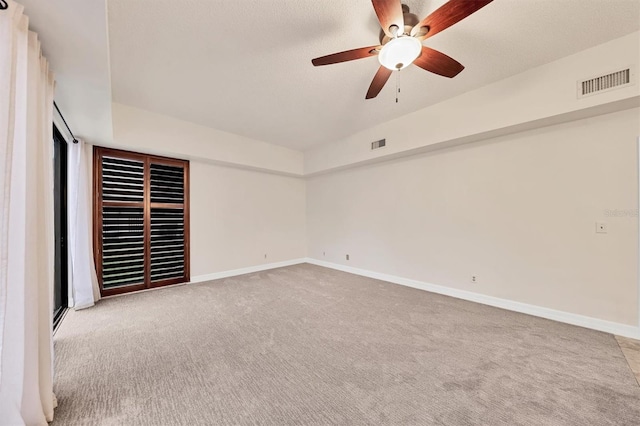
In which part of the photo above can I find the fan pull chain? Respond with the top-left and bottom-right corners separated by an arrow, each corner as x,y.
395,70 -> 401,103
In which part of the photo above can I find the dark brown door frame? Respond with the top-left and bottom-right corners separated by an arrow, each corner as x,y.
93,146 -> 190,297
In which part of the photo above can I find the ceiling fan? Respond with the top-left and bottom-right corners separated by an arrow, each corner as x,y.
311,0 -> 494,99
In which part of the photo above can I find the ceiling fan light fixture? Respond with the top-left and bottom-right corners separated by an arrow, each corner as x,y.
378,36 -> 422,71
311,0 -> 493,99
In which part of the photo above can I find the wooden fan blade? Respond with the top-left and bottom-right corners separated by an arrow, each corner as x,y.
366,66 -> 393,99
413,46 -> 464,78
312,46 -> 380,66
411,0 -> 493,40
372,0 -> 405,38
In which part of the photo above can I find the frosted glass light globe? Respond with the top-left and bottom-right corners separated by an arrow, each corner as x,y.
378,36 -> 422,71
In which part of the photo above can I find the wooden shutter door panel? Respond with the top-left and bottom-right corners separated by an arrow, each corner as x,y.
150,163 -> 184,204
150,207 -> 185,284
102,157 -> 145,202
101,154 -> 145,290
95,149 -> 148,296
148,158 -> 189,287
101,206 -> 146,289
94,147 -> 190,297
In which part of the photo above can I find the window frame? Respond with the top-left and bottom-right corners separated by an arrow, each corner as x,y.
93,146 -> 190,297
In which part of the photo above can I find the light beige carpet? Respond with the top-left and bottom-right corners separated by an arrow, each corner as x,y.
52,264 -> 640,425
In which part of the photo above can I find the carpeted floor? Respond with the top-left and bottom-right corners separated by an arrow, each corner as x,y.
52,264 -> 640,425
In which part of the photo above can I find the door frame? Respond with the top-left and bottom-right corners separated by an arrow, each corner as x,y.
53,125 -> 68,330
93,146 -> 190,297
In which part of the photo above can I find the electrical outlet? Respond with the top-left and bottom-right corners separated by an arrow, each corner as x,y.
596,222 -> 608,234
346,254 -> 350,261
471,275 -> 478,284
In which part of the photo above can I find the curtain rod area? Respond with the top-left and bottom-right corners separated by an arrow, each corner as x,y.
54,101 -> 78,144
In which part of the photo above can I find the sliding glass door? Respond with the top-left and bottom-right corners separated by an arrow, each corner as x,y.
53,126 -> 68,329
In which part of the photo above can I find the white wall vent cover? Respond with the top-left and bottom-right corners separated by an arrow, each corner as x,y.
578,67 -> 635,98
371,139 -> 386,150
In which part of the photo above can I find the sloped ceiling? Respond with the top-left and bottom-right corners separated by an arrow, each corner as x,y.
16,0 -> 640,151
107,0 -> 640,150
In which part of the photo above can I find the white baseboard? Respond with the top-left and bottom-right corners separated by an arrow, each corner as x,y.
190,258 -> 307,284
304,258 -> 640,340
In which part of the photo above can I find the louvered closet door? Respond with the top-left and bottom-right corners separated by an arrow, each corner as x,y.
94,147 -> 190,297
148,161 -> 189,287
97,153 -> 147,295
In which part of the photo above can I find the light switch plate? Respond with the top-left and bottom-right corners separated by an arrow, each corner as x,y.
596,222 -> 608,234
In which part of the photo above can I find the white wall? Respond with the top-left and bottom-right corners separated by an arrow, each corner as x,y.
190,162 -> 306,278
86,144 -> 306,286
307,108 -> 639,326
99,33 -> 639,334
112,103 -> 304,176
305,32 -> 639,175
107,103 -> 307,281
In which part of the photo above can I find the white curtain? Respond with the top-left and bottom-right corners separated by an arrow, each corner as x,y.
68,139 -> 100,309
0,2 -> 57,425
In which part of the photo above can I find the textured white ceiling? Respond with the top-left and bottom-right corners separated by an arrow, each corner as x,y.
108,0 -> 640,151
21,0 -> 113,144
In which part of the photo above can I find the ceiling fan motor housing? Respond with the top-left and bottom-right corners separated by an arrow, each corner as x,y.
379,5 -> 420,44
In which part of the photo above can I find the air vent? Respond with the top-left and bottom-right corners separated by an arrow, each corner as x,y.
371,139 -> 386,150
578,68 -> 633,98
